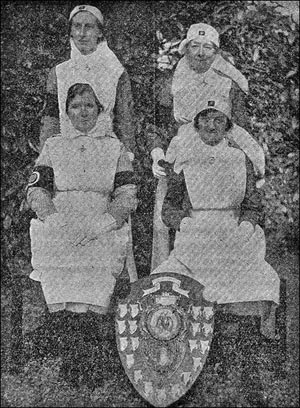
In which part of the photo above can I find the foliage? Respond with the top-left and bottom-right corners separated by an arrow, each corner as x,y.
1,0 -> 299,287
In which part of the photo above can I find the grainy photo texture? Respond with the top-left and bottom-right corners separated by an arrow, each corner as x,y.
1,1 -> 299,407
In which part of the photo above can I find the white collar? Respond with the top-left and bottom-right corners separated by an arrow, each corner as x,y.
70,39 -> 123,75
65,112 -> 115,140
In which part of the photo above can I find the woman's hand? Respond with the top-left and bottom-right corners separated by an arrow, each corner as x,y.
45,213 -> 90,245
152,161 -> 167,178
74,213 -> 117,245
27,188 -> 57,221
67,225 -> 94,246
151,147 -> 166,178
38,207 -> 57,221
239,220 -> 255,239
46,212 -> 118,246
92,213 -> 118,234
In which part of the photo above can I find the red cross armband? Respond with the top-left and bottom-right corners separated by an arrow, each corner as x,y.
26,166 -> 54,196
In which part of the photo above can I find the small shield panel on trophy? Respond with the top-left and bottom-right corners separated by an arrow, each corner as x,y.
115,272 -> 215,407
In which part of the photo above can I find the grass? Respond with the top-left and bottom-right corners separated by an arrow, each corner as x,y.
1,248 -> 299,407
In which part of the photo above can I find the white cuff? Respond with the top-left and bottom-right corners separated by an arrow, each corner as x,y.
151,147 -> 165,162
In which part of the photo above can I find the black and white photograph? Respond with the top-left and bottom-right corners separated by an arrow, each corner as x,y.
1,1 -> 299,407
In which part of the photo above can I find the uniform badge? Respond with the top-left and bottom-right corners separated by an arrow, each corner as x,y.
208,100 -> 215,107
198,30 -> 205,35
26,166 -> 54,194
27,171 -> 40,187
78,5 -> 86,10
115,272 -> 215,407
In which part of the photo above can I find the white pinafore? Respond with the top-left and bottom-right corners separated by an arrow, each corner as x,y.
151,54 -> 263,271
30,135 -> 129,314
54,39 -> 137,283
152,130 -> 279,306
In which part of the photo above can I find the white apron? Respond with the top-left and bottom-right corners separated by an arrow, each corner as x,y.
30,136 -> 129,313
171,54 -> 248,124
55,41 -> 137,283
56,40 -> 124,140
152,136 -> 279,305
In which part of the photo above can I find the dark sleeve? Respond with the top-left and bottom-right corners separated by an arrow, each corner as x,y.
25,161 -> 57,220
43,67 -> 59,117
161,163 -> 192,231
230,81 -> 251,131
113,70 -> 136,155
40,67 -> 60,150
147,73 -> 178,153
239,155 -> 265,228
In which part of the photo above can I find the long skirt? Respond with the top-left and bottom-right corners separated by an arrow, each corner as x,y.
152,209 -> 280,305
30,191 -> 129,313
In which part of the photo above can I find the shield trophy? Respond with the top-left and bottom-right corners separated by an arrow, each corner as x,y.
115,272 -> 215,407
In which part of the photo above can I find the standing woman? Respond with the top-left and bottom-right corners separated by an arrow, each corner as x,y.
40,4 -> 136,158
26,82 -> 137,388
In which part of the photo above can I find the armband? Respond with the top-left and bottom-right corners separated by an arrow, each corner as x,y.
26,165 -> 54,195
43,93 -> 59,118
114,171 -> 137,189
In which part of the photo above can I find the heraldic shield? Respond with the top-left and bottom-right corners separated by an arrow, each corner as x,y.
115,272 -> 215,407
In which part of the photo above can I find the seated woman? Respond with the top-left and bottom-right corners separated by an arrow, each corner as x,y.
26,82 -> 137,388
152,99 -> 280,403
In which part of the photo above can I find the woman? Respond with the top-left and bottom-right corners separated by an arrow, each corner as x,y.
40,4 -> 136,158
152,98 -> 280,404
150,22 -> 265,271
26,82 -> 137,388
154,98 -> 279,320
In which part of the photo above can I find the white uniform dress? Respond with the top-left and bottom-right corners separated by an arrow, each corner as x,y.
152,129 -> 280,307
29,134 -> 132,314
172,54 -> 248,124
40,39 -> 138,283
151,54 -> 264,272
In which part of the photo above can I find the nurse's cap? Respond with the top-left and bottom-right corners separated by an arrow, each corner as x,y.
69,4 -> 104,25
196,98 -> 231,119
178,23 -> 220,55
